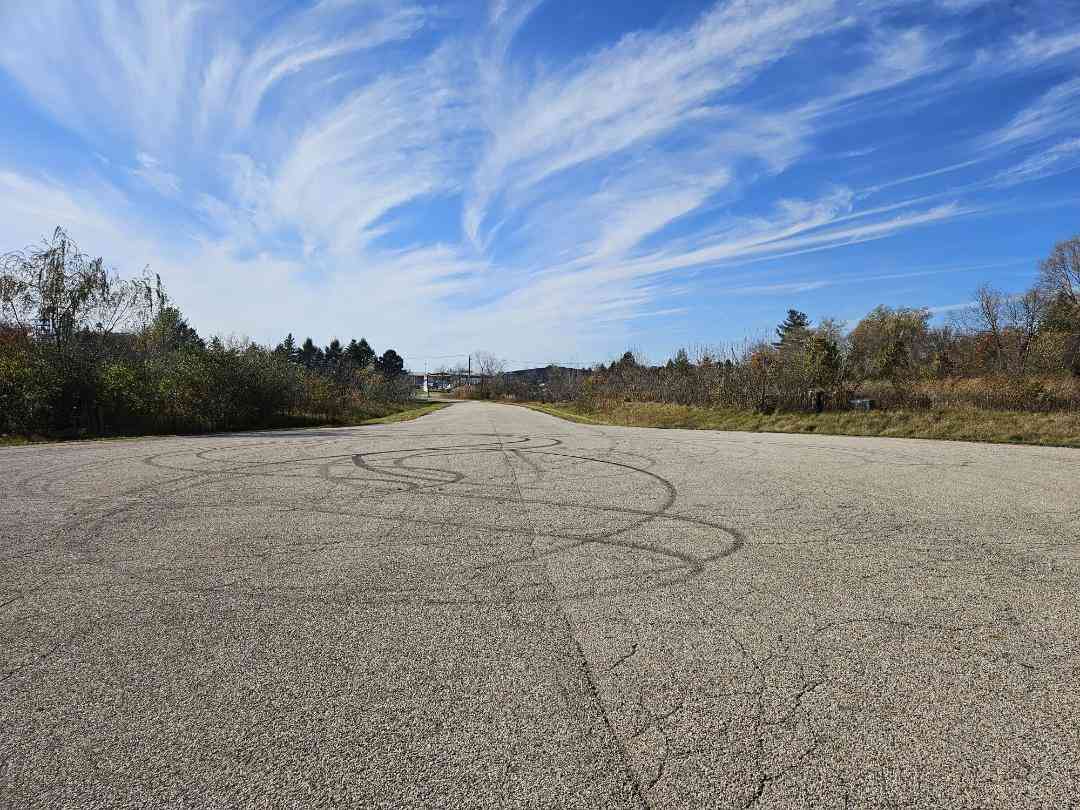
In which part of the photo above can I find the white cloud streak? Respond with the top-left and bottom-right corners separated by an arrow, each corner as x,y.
465,0 -> 843,248
992,138 -> 1080,187
985,78 -> 1080,149
1,0 -> 1079,360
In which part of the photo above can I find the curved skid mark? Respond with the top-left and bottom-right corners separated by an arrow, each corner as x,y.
46,430 -> 746,606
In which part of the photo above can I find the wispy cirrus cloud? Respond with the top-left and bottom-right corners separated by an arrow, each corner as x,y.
985,77 -> 1080,149
202,2 -> 428,140
465,0 -> 843,248
269,54 -> 477,255
132,153 -> 182,197
1,0 -> 1079,362
993,138 -> 1080,187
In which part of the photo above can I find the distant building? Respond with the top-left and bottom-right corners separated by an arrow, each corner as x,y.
409,371 -> 489,390
409,365 -> 588,392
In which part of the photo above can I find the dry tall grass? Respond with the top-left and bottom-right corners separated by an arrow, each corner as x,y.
522,400 -> 1080,448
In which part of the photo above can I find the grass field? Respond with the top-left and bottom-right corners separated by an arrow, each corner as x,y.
356,401 -> 449,425
0,401 -> 449,447
520,400 -> 1080,449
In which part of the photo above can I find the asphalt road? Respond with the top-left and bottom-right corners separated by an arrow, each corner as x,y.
2,401 -> 1078,808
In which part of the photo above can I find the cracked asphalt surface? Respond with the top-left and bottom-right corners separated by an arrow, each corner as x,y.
2,400 -> 1079,807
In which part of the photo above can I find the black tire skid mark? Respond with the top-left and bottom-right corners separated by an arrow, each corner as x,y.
109,443 -> 733,555
140,435 -> 551,478
23,438 -> 339,549
0,430 -> 551,678
80,496 -> 740,570
45,438 -> 368,580
14,433 -> 342,500
36,432 -> 747,608
511,447 -> 546,484
15,450 -> 162,500
27,434 -> 551,503
331,442 -> 744,602
43,435 -> 532,563
346,437 -> 563,491
489,418 -> 652,809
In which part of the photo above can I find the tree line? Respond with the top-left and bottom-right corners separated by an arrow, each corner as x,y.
493,234 -> 1080,414
0,228 -> 412,438
272,333 -> 404,378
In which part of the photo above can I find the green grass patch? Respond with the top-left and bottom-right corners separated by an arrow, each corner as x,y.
518,401 -> 1080,449
0,401 -> 449,447
354,401 -> 449,425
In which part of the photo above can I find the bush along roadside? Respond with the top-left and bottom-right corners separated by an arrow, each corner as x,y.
0,227 -> 417,440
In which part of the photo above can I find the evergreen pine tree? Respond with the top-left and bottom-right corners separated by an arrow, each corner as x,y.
358,338 -> 376,368
345,337 -> 376,368
298,337 -> 319,368
274,333 -> 297,361
774,309 -> 812,349
324,338 -> 344,370
375,348 -> 404,378
345,339 -> 360,366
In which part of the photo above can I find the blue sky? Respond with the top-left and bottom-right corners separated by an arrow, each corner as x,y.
1,0 -> 1078,369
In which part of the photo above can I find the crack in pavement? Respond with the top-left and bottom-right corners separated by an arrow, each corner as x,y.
2,401 -> 1079,806
490,413 -> 650,809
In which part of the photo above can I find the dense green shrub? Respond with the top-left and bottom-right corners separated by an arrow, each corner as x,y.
0,228 -> 413,438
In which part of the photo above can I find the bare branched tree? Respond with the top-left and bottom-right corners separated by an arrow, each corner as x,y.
472,351 -> 505,398
472,351 -> 504,377
970,284 -> 1006,372
955,284 -> 1049,376
1004,288 -> 1049,376
0,227 -> 160,347
1039,234 -> 1080,305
